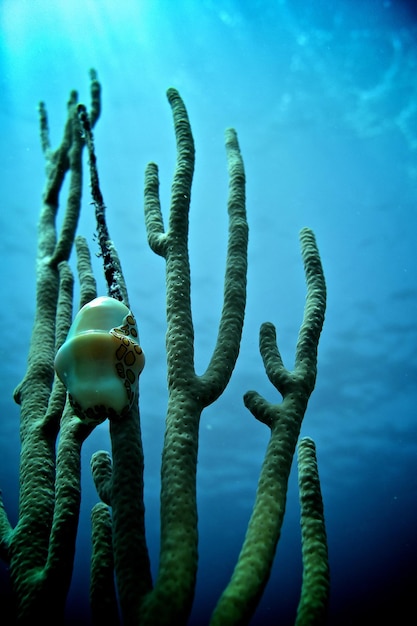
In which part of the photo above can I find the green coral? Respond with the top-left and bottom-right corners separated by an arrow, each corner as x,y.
139,88 -> 248,625
0,72 -> 329,626
0,72 -> 100,625
210,228 -> 327,626
296,437 -> 330,626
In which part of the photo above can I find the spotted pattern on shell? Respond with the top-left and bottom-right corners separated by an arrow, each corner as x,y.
110,312 -> 144,410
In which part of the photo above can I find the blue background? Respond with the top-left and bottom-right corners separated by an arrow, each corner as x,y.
0,1 -> 416,624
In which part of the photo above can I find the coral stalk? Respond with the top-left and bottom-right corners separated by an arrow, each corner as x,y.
0,73 -> 100,625
210,228 -> 327,625
296,437 -> 329,626
141,88 -> 248,625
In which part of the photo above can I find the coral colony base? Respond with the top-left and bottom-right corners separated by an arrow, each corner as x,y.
0,71 -> 329,626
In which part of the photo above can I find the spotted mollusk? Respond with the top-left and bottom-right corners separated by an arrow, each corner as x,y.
54,296 -> 145,424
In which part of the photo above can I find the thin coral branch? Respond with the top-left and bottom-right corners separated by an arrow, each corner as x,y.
90,502 -> 120,626
78,103 -> 125,302
295,437 -> 329,626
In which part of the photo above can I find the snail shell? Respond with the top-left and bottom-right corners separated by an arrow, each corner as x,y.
54,296 -> 144,424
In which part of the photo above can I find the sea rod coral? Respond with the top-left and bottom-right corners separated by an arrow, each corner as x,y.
0,71 -> 329,625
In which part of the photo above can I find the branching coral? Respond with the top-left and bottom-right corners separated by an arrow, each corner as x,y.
0,70 -> 101,625
0,71 -> 329,626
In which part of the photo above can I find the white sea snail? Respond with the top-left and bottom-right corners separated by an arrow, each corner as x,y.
54,296 -> 145,424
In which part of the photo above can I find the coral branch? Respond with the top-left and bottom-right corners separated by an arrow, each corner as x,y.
77,102 -> 125,302
90,502 -> 120,626
295,437 -> 329,626
75,236 -> 98,308
91,451 -> 113,506
211,228 -> 326,625
1,72 -> 102,625
199,127 -> 248,404
141,89 -> 248,626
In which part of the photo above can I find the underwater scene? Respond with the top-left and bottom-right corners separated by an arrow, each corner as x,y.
0,1 -> 416,624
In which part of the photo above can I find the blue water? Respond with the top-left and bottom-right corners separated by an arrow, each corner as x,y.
1,1 -> 416,624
